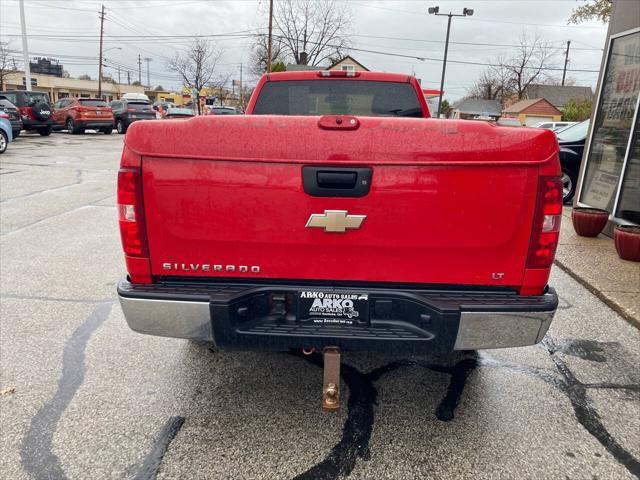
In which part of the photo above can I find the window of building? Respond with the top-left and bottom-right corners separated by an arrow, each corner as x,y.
341,64 -> 356,72
615,115 -> 640,223
579,30 -> 640,213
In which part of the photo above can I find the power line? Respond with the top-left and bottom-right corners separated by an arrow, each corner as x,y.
348,1 -> 609,30
266,32 -> 601,73
350,34 -> 603,52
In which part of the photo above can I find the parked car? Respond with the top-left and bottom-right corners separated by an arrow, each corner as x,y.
208,106 -> 237,115
0,111 -> 13,154
163,107 -> 194,119
556,119 -> 590,203
534,121 -> 577,131
497,117 -> 523,127
0,97 -> 23,138
110,99 -> 156,134
52,97 -> 114,134
0,90 -> 54,136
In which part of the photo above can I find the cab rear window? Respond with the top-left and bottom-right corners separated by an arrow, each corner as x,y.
253,80 -> 424,117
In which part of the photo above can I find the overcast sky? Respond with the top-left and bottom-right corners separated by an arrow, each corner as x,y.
0,0 -> 610,101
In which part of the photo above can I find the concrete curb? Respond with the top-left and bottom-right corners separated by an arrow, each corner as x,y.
554,259 -> 639,330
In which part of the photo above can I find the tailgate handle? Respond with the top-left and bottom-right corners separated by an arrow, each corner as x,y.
303,166 -> 372,197
317,171 -> 357,189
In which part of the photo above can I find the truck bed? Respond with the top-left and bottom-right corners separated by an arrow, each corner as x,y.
123,115 -> 558,293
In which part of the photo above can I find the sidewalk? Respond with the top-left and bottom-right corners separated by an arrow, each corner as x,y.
555,207 -> 640,328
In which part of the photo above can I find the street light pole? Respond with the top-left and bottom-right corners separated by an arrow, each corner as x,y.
428,6 -> 474,118
19,0 -> 32,91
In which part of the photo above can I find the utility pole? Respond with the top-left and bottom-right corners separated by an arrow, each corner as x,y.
562,40 -> 571,86
239,63 -> 243,112
428,6 -> 474,118
117,66 -> 121,84
137,54 -> 142,85
127,70 -> 130,85
98,5 -> 105,98
143,57 -> 152,88
267,0 -> 274,73
19,0 -> 32,91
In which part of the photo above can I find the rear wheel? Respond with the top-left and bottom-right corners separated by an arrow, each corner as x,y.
37,127 -> 51,136
561,168 -> 577,203
102,127 -> 113,135
66,118 -> 82,134
0,131 -> 7,153
116,119 -> 127,134
12,129 -> 20,138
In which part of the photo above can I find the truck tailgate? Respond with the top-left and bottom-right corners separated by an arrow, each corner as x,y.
126,116 -> 558,288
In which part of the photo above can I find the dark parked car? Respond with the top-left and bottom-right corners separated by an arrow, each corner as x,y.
110,99 -> 156,134
0,90 -> 54,136
0,97 -> 23,138
556,120 -> 590,203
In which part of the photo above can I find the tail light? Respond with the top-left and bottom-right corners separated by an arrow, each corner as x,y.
76,106 -> 88,113
118,168 -> 147,256
0,113 -> 9,119
127,108 -> 136,113
526,176 -> 563,269
118,151 -> 151,283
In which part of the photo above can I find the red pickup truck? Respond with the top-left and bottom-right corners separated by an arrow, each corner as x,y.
117,71 -> 561,354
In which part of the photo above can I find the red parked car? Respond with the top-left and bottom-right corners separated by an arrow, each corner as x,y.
52,97 -> 114,134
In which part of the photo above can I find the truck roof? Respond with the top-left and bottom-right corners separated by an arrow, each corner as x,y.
263,70 -> 415,83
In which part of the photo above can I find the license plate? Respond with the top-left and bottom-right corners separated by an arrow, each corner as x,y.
297,291 -> 369,325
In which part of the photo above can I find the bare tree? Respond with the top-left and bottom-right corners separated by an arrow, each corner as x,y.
467,69 -> 512,102
467,33 -> 557,103
0,42 -> 20,91
272,0 -> 352,66
168,38 -> 223,114
250,35 -> 285,75
500,33 -> 556,100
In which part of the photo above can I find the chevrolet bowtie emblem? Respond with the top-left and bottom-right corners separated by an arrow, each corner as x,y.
305,210 -> 366,233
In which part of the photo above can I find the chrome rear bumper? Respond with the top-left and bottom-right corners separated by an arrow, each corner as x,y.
118,279 -> 557,352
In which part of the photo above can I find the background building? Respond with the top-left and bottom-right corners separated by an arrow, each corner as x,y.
3,71 -> 146,102
575,0 -> 639,228
450,98 -> 502,121
502,98 -> 563,125
524,84 -> 594,111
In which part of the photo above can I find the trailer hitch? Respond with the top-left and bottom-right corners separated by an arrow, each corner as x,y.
322,346 -> 341,412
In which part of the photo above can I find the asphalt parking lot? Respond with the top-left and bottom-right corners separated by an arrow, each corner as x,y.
1,131 -> 639,480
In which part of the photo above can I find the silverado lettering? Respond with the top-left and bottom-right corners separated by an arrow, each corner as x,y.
162,263 -> 260,273
117,70 -> 561,360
